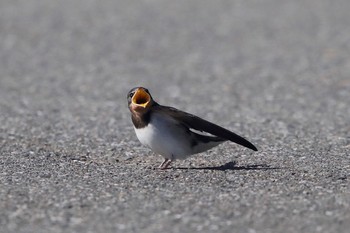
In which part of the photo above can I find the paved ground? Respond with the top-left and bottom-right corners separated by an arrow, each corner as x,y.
0,0 -> 349,232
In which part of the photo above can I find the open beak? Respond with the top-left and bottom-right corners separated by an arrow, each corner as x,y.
132,88 -> 151,109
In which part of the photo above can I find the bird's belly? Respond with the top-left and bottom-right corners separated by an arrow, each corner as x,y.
134,122 -> 192,160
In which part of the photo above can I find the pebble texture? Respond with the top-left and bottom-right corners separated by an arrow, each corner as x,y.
0,0 -> 349,233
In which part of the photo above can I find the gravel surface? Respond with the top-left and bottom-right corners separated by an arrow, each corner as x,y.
0,0 -> 349,233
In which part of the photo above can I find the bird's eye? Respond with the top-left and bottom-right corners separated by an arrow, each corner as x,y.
129,92 -> 134,98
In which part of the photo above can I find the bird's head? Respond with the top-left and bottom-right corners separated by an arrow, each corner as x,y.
127,87 -> 154,113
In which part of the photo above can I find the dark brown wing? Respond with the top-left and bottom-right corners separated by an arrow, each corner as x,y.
152,105 -> 258,151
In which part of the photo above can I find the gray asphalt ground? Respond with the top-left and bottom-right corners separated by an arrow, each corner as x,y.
1,0 -> 349,232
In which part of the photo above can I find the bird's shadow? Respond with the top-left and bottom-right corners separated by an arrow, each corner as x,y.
175,161 -> 281,171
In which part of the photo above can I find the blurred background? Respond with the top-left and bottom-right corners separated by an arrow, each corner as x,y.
1,0 -> 349,151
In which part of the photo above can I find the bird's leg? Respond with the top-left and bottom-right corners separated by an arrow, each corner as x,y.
159,158 -> 172,170
159,158 -> 169,169
162,159 -> 172,169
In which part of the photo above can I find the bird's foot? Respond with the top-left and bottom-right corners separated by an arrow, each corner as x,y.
158,159 -> 172,170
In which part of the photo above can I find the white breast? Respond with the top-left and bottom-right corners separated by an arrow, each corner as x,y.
134,113 -> 193,160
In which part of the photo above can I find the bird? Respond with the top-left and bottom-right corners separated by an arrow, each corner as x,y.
127,87 -> 258,169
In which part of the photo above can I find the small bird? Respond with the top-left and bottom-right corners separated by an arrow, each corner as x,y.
127,87 -> 258,169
